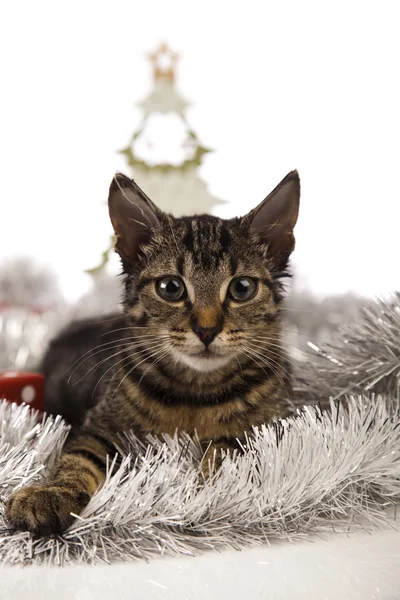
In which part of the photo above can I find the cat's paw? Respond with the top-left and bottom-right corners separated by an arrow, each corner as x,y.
6,485 -> 90,536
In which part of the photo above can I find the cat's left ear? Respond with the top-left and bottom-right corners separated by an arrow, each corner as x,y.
245,170 -> 300,267
108,173 -> 161,262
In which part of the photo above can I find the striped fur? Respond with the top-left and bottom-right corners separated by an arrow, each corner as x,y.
7,170 -> 300,534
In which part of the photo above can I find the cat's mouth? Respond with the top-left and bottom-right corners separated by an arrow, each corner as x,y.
178,349 -> 233,373
189,348 -> 216,358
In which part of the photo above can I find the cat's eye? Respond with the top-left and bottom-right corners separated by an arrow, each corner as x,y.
228,277 -> 258,302
156,277 -> 186,301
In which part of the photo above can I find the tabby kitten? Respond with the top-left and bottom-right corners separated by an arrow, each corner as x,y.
6,170 -> 300,535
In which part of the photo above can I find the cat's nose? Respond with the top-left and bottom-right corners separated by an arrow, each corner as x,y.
192,324 -> 222,347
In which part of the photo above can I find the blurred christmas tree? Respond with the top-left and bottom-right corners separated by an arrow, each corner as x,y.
88,42 -> 225,275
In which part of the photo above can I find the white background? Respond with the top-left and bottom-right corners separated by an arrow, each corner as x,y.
0,0 -> 399,301
1,529 -> 400,599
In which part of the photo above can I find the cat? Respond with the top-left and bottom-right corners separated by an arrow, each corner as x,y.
6,170 -> 300,535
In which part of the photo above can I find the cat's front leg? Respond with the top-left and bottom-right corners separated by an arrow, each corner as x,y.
6,433 -> 109,535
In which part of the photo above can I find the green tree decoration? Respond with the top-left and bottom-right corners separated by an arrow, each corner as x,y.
87,42 -> 225,276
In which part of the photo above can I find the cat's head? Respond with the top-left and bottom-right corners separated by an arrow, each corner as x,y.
108,171 -> 300,373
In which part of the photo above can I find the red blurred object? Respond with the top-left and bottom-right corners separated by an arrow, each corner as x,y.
0,371 -> 44,412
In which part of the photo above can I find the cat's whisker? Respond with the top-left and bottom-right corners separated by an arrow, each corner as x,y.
246,326 -> 305,336
245,327 -> 294,335
93,341 -> 168,399
100,326 -> 163,336
66,335 -> 169,382
250,327 -> 309,342
245,342 -> 294,375
65,333 -> 167,370
242,345 -> 293,396
247,335 -> 290,354
111,344 -> 170,401
248,342 -> 292,364
250,336 -> 287,350
246,346 -> 296,381
129,344 -> 170,374
241,348 -> 275,383
171,347 -> 185,376
242,349 -> 292,400
91,353 -> 136,399
66,343 -> 131,383
72,347 -> 129,387
257,360 -> 293,401
250,339 -> 298,370
138,348 -> 171,386
234,353 -> 244,375
66,335 -> 163,369
64,339 -> 133,381
246,327 -> 314,348
74,340 -> 167,387
251,329 -> 334,352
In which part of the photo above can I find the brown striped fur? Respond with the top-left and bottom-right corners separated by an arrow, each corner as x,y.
6,170 -> 300,534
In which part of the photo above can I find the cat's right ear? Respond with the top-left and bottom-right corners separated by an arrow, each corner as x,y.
108,173 -> 161,261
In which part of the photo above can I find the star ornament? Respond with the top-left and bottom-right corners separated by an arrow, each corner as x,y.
148,42 -> 180,82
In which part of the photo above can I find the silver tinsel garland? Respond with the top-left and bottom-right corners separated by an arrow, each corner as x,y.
0,397 -> 399,566
299,293 -> 400,402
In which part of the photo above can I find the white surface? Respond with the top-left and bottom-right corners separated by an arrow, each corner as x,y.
1,529 -> 400,600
